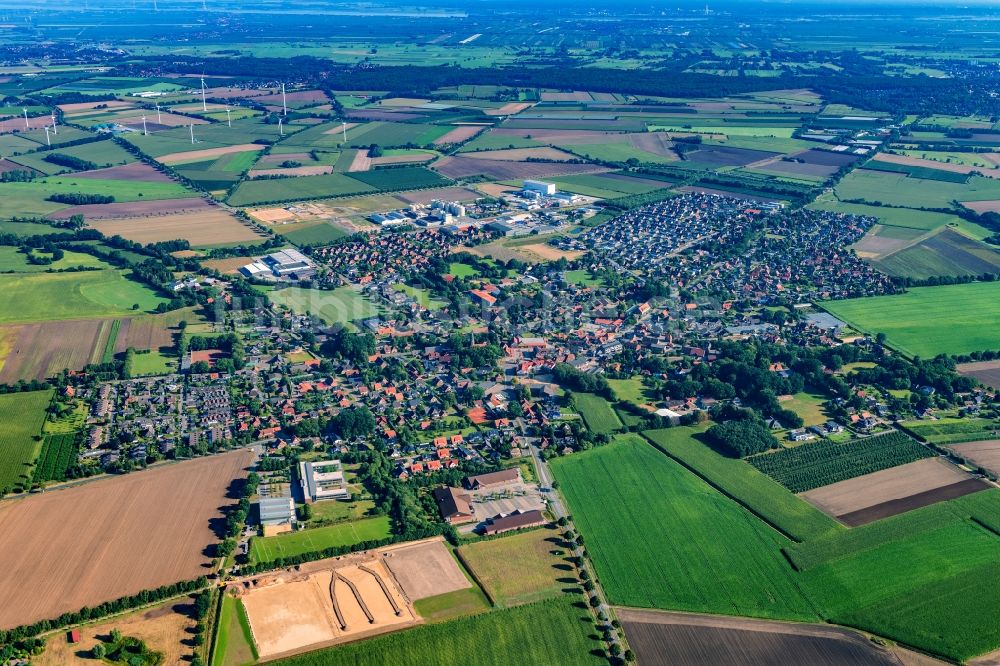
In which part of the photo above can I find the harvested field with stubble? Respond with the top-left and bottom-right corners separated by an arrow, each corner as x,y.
0,318 -> 113,382
801,458 -> 989,527
88,209 -> 264,247
50,197 -> 215,221
158,144 -> 263,166
433,125 -> 484,145
948,440 -> 1000,476
71,162 -> 175,182
462,147 -> 579,162
0,449 -> 254,629
618,609 -> 904,666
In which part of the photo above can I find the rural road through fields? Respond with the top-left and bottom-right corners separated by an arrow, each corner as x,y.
529,439 -> 626,659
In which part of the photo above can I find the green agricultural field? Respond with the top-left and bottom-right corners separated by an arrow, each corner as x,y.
31,433 -> 77,484
412,587 -> 491,623
0,177 -> 192,217
902,417 -> 1000,445
458,132 -> 542,152
346,121 -> 451,148
835,169 -> 1000,209
268,286 -> 382,327
822,282 -> 1000,357
643,428 -> 841,542
572,392 -> 622,434
0,390 -> 53,493
562,141 -> 677,165
0,247 -> 110,273
748,431 -> 932,493
347,166 -> 451,191
0,271 -> 167,324
267,598 -> 605,666
278,221 -> 348,246
8,139 -> 135,174
129,350 -> 176,376
457,528 -> 567,607
551,434 -> 816,620
227,172 -> 376,206
788,491 -> 1000,661
212,593 -> 258,666
248,515 -> 391,565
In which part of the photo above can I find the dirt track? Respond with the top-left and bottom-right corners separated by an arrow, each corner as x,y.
0,450 -> 253,629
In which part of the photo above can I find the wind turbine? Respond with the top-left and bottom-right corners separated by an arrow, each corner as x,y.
280,82 -> 287,116
278,117 -> 284,137
43,126 -> 50,147
50,111 -> 57,134
156,104 -> 162,124
142,115 -> 148,136
342,121 -> 347,143
225,105 -> 231,127
200,76 -> 208,112
22,108 -> 29,129
190,124 -> 195,145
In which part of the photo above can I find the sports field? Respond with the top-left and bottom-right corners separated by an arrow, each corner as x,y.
266,598 -> 605,666
0,389 -> 53,493
551,434 -> 816,620
0,271 -> 167,324
821,282 -> 1000,357
267,286 -> 382,327
248,515 -> 391,565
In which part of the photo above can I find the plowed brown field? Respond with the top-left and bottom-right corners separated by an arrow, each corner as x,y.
0,449 -> 253,629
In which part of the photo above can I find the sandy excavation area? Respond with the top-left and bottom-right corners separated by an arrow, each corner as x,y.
238,538 -> 467,659
240,559 -> 414,659
0,449 -> 254,629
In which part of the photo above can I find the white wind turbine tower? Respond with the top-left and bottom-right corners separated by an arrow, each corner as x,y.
281,82 -> 287,116
22,108 -> 29,129
142,115 -> 148,136
278,117 -> 284,137
200,77 -> 208,112
156,104 -> 162,124
342,121 -> 347,143
190,124 -> 195,145
43,125 -> 50,147
225,105 -> 231,127
50,111 -> 57,134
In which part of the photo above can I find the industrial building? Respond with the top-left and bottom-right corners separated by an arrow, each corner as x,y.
240,248 -> 316,281
523,180 -> 557,196
299,459 -> 350,502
